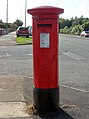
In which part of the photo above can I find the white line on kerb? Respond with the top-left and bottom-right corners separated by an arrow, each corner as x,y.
60,84 -> 89,93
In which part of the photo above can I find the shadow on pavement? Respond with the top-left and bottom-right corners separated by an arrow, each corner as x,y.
35,108 -> 74,119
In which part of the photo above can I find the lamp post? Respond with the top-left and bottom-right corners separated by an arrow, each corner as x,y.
25,0 -> 27,27
6,0 -> 8,23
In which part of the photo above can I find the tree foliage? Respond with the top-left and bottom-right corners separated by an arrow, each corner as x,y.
14,19 -> 23,27
0,19 -> 23,32
59,16 -> 89,35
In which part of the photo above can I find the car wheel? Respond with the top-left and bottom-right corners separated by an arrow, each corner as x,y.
26,36 -> 29,38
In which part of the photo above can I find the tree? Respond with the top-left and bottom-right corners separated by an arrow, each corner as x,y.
9,23 -> 18,32
59,16 -> 89,35
0,23 -> 5,28
59,18 -> 72,29
60,26 -> 69,34
71,25 -> 83,35
14,19 -> 23,27
0,20 -> 3,23
82,22 -> 89,31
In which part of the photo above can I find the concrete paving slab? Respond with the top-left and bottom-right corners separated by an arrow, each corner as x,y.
0,102 -> 29,118
0,75 -> 24,102
0,75 -> 31,118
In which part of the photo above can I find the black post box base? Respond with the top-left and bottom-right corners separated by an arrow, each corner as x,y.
33,86 -> 59,111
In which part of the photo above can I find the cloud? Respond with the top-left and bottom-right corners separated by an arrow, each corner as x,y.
62,0 -> 89,19
0,0 -> 89,25
76,0 -> 89,17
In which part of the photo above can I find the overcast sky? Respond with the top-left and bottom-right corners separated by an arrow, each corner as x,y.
0,0 -> 89,26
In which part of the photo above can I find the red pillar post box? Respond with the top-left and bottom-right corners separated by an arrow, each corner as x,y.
27,6 -> 64,111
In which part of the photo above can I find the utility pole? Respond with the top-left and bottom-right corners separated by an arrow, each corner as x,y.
25,0 -> 27,27
6,0 -> 8,33
6,0 -> 8,23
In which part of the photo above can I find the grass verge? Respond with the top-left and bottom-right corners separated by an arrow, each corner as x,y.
16,37 -> 32,44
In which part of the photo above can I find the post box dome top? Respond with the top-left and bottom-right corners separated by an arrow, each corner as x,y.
27,6 -> 64,16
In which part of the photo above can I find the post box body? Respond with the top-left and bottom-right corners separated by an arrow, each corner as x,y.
33,18 -> 59,89
27,6 -> 64,111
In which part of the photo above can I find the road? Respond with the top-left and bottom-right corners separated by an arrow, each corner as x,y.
0,45 -> 33,76
60,34 -> 89,92
59,34 -> 89,119
0,33 -> 89,119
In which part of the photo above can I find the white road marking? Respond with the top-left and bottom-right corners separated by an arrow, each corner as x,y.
63,51 -> 86,60
0,53 -> 11,58
0,102 -> 29,118
5,53 -> 11,57
6,54 -> 11,57
26,54 -> 33,56
5,53 -> 9,54
24,76 -> 33,79
60,84 -> 89,93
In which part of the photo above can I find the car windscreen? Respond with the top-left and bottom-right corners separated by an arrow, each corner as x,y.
19,27 -> 28,30
85,31 -> 89,33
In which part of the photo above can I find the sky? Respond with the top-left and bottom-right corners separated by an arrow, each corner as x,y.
0,0 -> 89,26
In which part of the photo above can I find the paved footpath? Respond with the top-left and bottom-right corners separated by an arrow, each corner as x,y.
0,75 -> 30,118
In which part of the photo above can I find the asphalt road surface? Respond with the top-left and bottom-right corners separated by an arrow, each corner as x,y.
60,34 -> 89,92
0,45 -> 33,77
0,33 -> 89,119
59,34 -> 89,119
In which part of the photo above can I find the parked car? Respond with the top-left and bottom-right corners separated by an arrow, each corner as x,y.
28,26 -> 32,36
16,27 -> 29,37
80,31 -> 89,37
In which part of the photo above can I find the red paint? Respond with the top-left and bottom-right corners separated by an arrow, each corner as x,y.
27,6 -> 64,89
